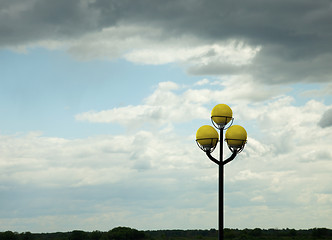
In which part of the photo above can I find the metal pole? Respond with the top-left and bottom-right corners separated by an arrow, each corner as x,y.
219,128 -> 224,240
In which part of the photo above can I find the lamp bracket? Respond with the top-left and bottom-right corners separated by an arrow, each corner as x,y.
225,139 -> 247,153
206,151 -> 220,165
211,117 -> 234,130
223,150 -> 238,165
206,150 -> 238,166
196,139 -> 218,153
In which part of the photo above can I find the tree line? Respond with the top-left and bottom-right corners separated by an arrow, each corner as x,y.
1,226 -> 332,240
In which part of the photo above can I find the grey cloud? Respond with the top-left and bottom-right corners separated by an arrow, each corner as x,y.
251,46 -> 332,84
318,108 -> 332,128
0,0 -> 102,46
1,0 -> 332,84
2,0 -> 331,49
188,62 -> 248,76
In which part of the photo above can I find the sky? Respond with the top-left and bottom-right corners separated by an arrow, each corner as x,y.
1,0 -> 332,233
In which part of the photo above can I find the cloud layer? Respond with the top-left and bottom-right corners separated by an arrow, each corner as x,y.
1,0 -> 332,232
2,0 -> 332,84
2,79 -> 332,231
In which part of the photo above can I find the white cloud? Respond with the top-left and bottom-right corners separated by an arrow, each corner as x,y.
216,75 -> 285,103
0,126 -> 219,231
66,25 -> 163,60
303,83 -> 332,97
74,80 -> 332,231
75,81 -> 210,126
75,77 -> 283,128
2,78 -> 332,231
124,41 -> 261,67
0,133 -> 135,188
10,23 -> 262,77
194,78 -> 210,86
220,95 -> 332,227
8,24 -> 163,59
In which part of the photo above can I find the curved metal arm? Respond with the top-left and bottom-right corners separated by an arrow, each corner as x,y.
206,150 -> 238,166
206,151 -> 220,165
222,150 -> 238,165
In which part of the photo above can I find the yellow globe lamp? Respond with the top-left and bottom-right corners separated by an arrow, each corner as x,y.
211,104 -> 233,129
196,125 -> 219,152
225,125 -> 247,152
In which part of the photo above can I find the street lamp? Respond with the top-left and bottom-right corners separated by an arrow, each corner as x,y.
196,104 -> 247,240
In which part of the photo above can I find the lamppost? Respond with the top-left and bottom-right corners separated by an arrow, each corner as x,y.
196,104 -> 247,240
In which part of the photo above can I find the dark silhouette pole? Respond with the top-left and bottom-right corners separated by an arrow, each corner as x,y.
196,104 -> 247,240
205,129 -> 240,240
219,128 -> 224,240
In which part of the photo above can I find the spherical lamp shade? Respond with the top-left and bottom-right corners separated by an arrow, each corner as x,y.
196,125 -> 219,152
225,125 -> 247,152
211,104 -> 233,129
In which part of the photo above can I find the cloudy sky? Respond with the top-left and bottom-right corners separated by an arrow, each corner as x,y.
1,0 -> 332,233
